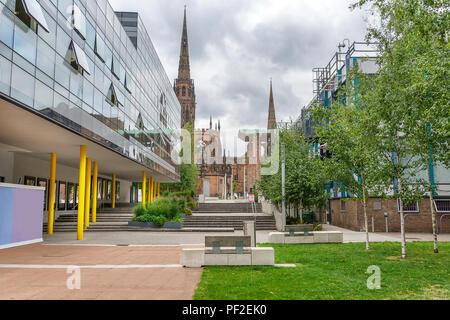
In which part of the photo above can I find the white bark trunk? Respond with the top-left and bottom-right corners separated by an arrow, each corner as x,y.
361,175 -> 370,251
397,176 -> 407,259
427,165 -> 439,254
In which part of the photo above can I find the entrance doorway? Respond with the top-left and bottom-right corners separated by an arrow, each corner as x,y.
203,179 -> 210,197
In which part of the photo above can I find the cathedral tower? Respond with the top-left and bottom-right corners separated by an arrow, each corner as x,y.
174,7 -> 196,128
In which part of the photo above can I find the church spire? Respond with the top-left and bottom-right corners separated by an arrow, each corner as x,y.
178,6 -> 191,80
175,7 -> 196,128
267,79 -> 277,130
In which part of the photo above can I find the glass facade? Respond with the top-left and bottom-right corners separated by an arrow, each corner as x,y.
0,0 -> 181,181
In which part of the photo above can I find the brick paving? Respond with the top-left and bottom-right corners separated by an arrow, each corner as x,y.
0,244 -> 203,300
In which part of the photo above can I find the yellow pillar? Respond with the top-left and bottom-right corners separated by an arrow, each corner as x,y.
77,146 -> 86,241
154,181 -> 157,200
48,153 -> 56,234
142,171 -> 147,206
92,162 -> 98,223
149,176 -> 154,203
112,174 -> 116,209
84,158 -> 92,229
147,178 -> 151,204
157,182 -> 160,199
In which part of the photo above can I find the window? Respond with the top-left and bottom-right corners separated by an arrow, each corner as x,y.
72,4 -> 86,40
434,200 -> 450,213
11,65 -> 35,106
95,33 -> 105,62
24,176 -> 36,186
106,83 -> 119,106
0,177 -> 4,183
69,41 -> 91,74
111,55 -> 120,79
37,178 -> 47,210
13,20 -> 37,64
15,0 -> 49,33
182,86 -> 186,96
340,200 -> 346,212
0,5 -> 14,48
67,183 -> 76,210
397,199 -> 419,213
124,72 -> 132,94
58,181 -> 66,210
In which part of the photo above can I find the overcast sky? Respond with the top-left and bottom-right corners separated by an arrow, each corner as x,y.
110,0 -> 369,155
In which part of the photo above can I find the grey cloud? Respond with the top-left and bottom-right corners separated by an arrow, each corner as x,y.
110,0 -> 368,152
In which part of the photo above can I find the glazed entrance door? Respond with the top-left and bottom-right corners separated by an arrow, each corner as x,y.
203,179 -> 210,197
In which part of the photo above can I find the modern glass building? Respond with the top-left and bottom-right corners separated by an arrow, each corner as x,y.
0,0 -> 181,231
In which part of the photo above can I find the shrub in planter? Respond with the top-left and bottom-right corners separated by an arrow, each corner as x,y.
146,198 -> 182,220
187,201 -> 199,209
313,223 -> 323,231
134,214 -> 153,223
152,215 -> 168,227
183,207 -> 192,216
133,204 -> 147,217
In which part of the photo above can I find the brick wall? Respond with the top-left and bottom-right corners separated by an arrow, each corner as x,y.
331,198 -> 450,233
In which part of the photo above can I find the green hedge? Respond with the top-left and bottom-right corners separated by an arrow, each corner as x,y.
133,197 -> 193,222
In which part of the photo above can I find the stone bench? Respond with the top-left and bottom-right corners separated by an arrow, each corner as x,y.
268,231 -> 343,244
182,236 -> 274,268
285,224 -> 314,234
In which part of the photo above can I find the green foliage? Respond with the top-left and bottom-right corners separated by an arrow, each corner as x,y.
258,128 -> 328,211
313,223 -> 323,232
161,123 -> 199,196
133,197 -> 188,222
133,204 -> 147,217
183,207 -> 193,216
187,201 -> 199,209
151,215 -> 168,226
146,198 -> 181,220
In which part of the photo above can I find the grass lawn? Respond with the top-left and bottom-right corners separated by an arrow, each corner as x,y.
193,242 -> 450,300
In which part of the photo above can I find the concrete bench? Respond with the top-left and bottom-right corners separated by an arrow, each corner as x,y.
182,236 -> 275,268
285,224 -> 314,234
268,231 -> 343,244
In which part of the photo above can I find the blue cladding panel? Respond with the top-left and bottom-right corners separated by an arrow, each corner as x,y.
0,188 -> 14,245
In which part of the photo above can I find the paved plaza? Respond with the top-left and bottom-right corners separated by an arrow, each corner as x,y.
0,244 -> 202,300
0,224 -> 448,300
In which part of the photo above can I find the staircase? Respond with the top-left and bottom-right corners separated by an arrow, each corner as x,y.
193,202 -> 263,214
184,202 -> 277,230
43,202 -> 277,232
43,205 -> 135,233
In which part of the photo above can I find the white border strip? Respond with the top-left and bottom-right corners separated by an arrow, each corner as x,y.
0,183 -> 45,191
0,264 -> 183,269
0,239 -> 43,250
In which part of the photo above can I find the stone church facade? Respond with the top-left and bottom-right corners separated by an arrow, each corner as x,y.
174,9 -> 276,198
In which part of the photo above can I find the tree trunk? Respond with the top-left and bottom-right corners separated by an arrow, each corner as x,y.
397,176 -> 407,259
361,173 -> 370,251
427,165 -> 439,254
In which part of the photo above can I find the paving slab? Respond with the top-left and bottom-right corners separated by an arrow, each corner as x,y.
0,244 -> 202,300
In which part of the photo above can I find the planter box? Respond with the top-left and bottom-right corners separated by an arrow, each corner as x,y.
128,221 -> 183,229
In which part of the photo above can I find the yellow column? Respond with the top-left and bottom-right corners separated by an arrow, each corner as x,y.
157,182 -> 160,199
77,146 -> 86,241
112,174 -> 116,209
92,162 -> 98,223
48,153 -> 56,234
142,171 -> 147,206
147,178 -> 151,204
149,176 -> 154,203
84,158 -> 92,229
154,181 -> 157,200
